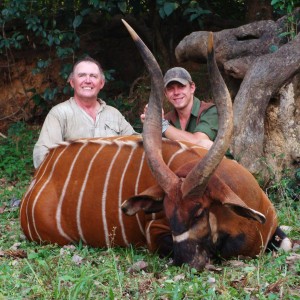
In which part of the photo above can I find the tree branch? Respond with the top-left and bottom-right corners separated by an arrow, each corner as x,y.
232,33 -> 300,174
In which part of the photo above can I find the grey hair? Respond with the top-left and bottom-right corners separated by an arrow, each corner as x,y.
68,56 -> 105,82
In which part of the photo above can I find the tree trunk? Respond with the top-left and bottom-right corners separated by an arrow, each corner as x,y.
175,20 -> 284,79
174,11 -> 300,182
232,33 -> 300,177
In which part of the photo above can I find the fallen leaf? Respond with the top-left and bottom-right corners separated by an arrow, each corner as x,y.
286,253 -> 300,263
10,242 -> 21,250
5,225 -> 12,231
0,177 -> 7,184
127,260 -> 148,273
0,249 -> 27,259
63,245 -> 76,250
60,245 -> 76,256
138,278 -> 153,294
205,263 -> 223,272
60,248 -> 67,256
72,254 -> 83,265
19,233 -> 27,241
0,206 -> 6,214
244,287 -> 257,293
230,275 -> 248,288
10,198 -> 21,208
173,274 -> 185,281
292,240 -> 300,251
207,277 -> 216,284
225,260 -> 247,267
265,278 -> 286,294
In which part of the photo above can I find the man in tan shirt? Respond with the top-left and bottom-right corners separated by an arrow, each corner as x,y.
33,56 -> 136,168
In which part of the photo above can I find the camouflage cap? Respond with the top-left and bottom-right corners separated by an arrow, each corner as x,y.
163,67 -> 192,87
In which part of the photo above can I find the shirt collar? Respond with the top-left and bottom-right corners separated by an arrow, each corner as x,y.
190,97 -> 200,117
98,98 -> 106,112
71,97 -> 106,113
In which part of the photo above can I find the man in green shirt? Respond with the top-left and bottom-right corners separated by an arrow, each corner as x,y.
141,67 -> 218,149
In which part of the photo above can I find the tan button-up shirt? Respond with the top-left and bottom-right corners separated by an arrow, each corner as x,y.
33,97 -> 136,168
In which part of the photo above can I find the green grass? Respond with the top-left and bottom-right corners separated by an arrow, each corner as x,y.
0,123 -> 299,299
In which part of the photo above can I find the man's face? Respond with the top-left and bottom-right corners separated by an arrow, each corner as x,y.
70,61 -> 105,100
164,81 -> 195,111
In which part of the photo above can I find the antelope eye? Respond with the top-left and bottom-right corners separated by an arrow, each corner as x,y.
194,207 -> 204,219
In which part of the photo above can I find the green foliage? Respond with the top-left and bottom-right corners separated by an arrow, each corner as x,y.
156,0 -> 211,27
271,0 -> 300,39
183,2 -> 211,23
267,168 -> 300,204
0,0 -> 88,106
0,122 -> 37,183
271,0 -> 298,14
157,0 -> 180,17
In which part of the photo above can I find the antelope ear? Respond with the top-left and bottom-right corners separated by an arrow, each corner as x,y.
121,185 -> 165,215
207,175 -> 266,224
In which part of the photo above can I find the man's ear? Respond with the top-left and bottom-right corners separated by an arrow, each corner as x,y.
69,78 -> 75,88
99,78 -> 105,89
121,184 -> 165,215
190,81 -> 196,93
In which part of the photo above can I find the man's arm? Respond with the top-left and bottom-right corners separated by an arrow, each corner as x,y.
164,105 -> 218,148
164,126 -> 213,148
140,104 -> 217,148
33,112 -> 64,168
118,114 -> 138,135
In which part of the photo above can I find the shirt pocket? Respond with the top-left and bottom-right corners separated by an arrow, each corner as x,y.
104,120 -> 120,135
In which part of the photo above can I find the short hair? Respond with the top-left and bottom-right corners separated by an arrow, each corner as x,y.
68,56 -> 105,82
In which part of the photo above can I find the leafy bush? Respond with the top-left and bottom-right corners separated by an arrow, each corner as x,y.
0,122 -> 38,183
271,0 -> 300,39
0,0 -> 215,119
267,168 -> 300,204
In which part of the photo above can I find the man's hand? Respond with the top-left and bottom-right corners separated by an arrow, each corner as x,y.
140,104 -> 164,123
140,104 -> 147,123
